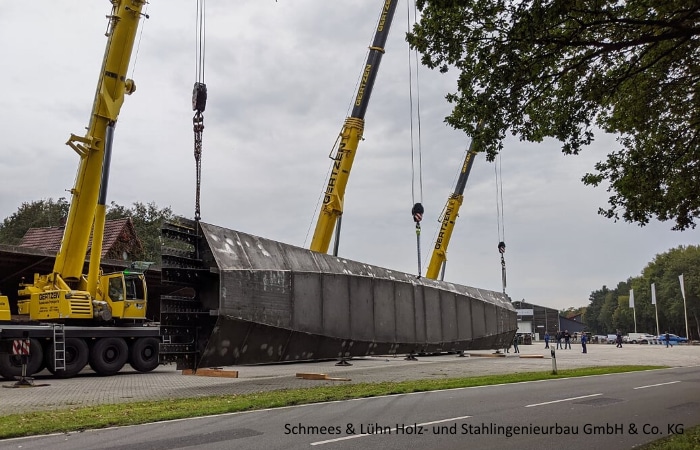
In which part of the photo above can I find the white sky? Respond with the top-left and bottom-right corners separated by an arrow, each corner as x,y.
1,1 -> 697,311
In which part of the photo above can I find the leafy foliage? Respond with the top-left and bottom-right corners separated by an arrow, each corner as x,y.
0,199 -> 173,264
560,306 -> 587,318
106,201 -> 174,264
583,286 -> 610,334
409,1 -> 700,229
0,198 -> 70,245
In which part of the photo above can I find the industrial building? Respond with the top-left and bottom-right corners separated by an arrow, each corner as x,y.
511,299 -> 586,341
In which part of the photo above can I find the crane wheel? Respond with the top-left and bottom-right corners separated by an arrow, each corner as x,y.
89,337 -> 128,376
0,339 -> 44,379
129,337 -> 160,372
45,338 -> 89,378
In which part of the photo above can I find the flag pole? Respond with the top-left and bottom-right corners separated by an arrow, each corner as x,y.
679,274 -> 690,339
630,289 -> 637,333
651,283 -> 659,337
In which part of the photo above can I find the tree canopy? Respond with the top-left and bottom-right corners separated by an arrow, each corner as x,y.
0,198 -> 70,245
106,201 -> 174,264
560,306 -> 586,318
0,199 -> 174,264
408,1 -> 700,230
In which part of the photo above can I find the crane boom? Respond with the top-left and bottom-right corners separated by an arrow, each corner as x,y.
309,0 -> 399,254
425,127 -> 482,280
56,1 -> 144,281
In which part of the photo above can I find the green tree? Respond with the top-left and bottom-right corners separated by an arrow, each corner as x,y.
597,280 -> 630,333
1,199 -> 174,264
627,277 -> 658,335
612,294 -> 634,333
560,306 -> 586,319
408,1 -> 700,230
613,274 -> 659,334
0,198 -> 70,244
108,202 -> 174,264
584,286 -> 610,334
642,245 -> 700,338
597,289 -> 617,334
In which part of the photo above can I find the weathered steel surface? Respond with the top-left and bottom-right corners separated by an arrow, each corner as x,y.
186,222 -> 516,367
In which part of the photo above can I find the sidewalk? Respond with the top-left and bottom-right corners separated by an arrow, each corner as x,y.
1,343 -> 697,415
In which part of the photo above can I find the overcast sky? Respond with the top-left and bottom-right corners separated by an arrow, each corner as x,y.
1,1 -> 697,311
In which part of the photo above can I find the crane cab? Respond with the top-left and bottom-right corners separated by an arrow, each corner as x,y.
103,271 -> 147,320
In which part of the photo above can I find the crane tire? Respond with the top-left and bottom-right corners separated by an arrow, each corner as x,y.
45,338 -> 89,378
0,339 -> 44,379
129,337 -> 160,372
89,337 -> 128,376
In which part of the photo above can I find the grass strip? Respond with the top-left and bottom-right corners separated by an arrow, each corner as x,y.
637,424 -> 700,450
0,365 -> 662,440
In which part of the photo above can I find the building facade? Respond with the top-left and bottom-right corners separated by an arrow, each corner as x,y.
511,300 -> 586,340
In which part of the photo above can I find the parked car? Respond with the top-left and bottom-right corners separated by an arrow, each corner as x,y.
592,335 -> 608,344
657,333 -> 688,344
627,333 -> 657,344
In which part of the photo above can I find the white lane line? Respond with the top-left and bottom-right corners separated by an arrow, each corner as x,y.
634,381 -> 681,390
525,393 -> 602,408
310,415 -> 472,446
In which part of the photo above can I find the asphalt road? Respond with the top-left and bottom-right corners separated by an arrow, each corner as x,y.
2,366 -> 699,450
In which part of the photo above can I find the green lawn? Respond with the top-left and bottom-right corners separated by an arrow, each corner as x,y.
637,424 -> 700,450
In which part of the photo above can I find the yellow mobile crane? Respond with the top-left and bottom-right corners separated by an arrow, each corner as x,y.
425,129 -> 481,280
310,0 -> 399,255
0,1 -> 159,379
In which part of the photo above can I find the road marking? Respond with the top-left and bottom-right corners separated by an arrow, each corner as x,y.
525,393 -> 602,408
310,415 -> 472,446
634,381 -> 681,390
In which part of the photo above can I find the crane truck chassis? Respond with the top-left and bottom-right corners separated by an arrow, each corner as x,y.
0,324 -> 160,379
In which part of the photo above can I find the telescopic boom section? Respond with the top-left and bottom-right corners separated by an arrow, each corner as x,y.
425,127 -> 482,280
309,0 -> 399,254
54,1 -> 145,283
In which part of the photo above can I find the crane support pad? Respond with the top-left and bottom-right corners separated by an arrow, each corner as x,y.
296,373 -> 351,381
181,368 -> 238,378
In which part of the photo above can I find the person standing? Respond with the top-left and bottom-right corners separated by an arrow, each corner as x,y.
616,329 -> 623,348
544,331 -> 550,349
513,334 -> 520,353
564,330 -> 572,349
665,331 -> 671,348
556,331 -> 563,349
581,333 -> 588,354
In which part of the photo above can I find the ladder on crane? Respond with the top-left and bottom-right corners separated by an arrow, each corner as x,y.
52,323 -> 66,372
